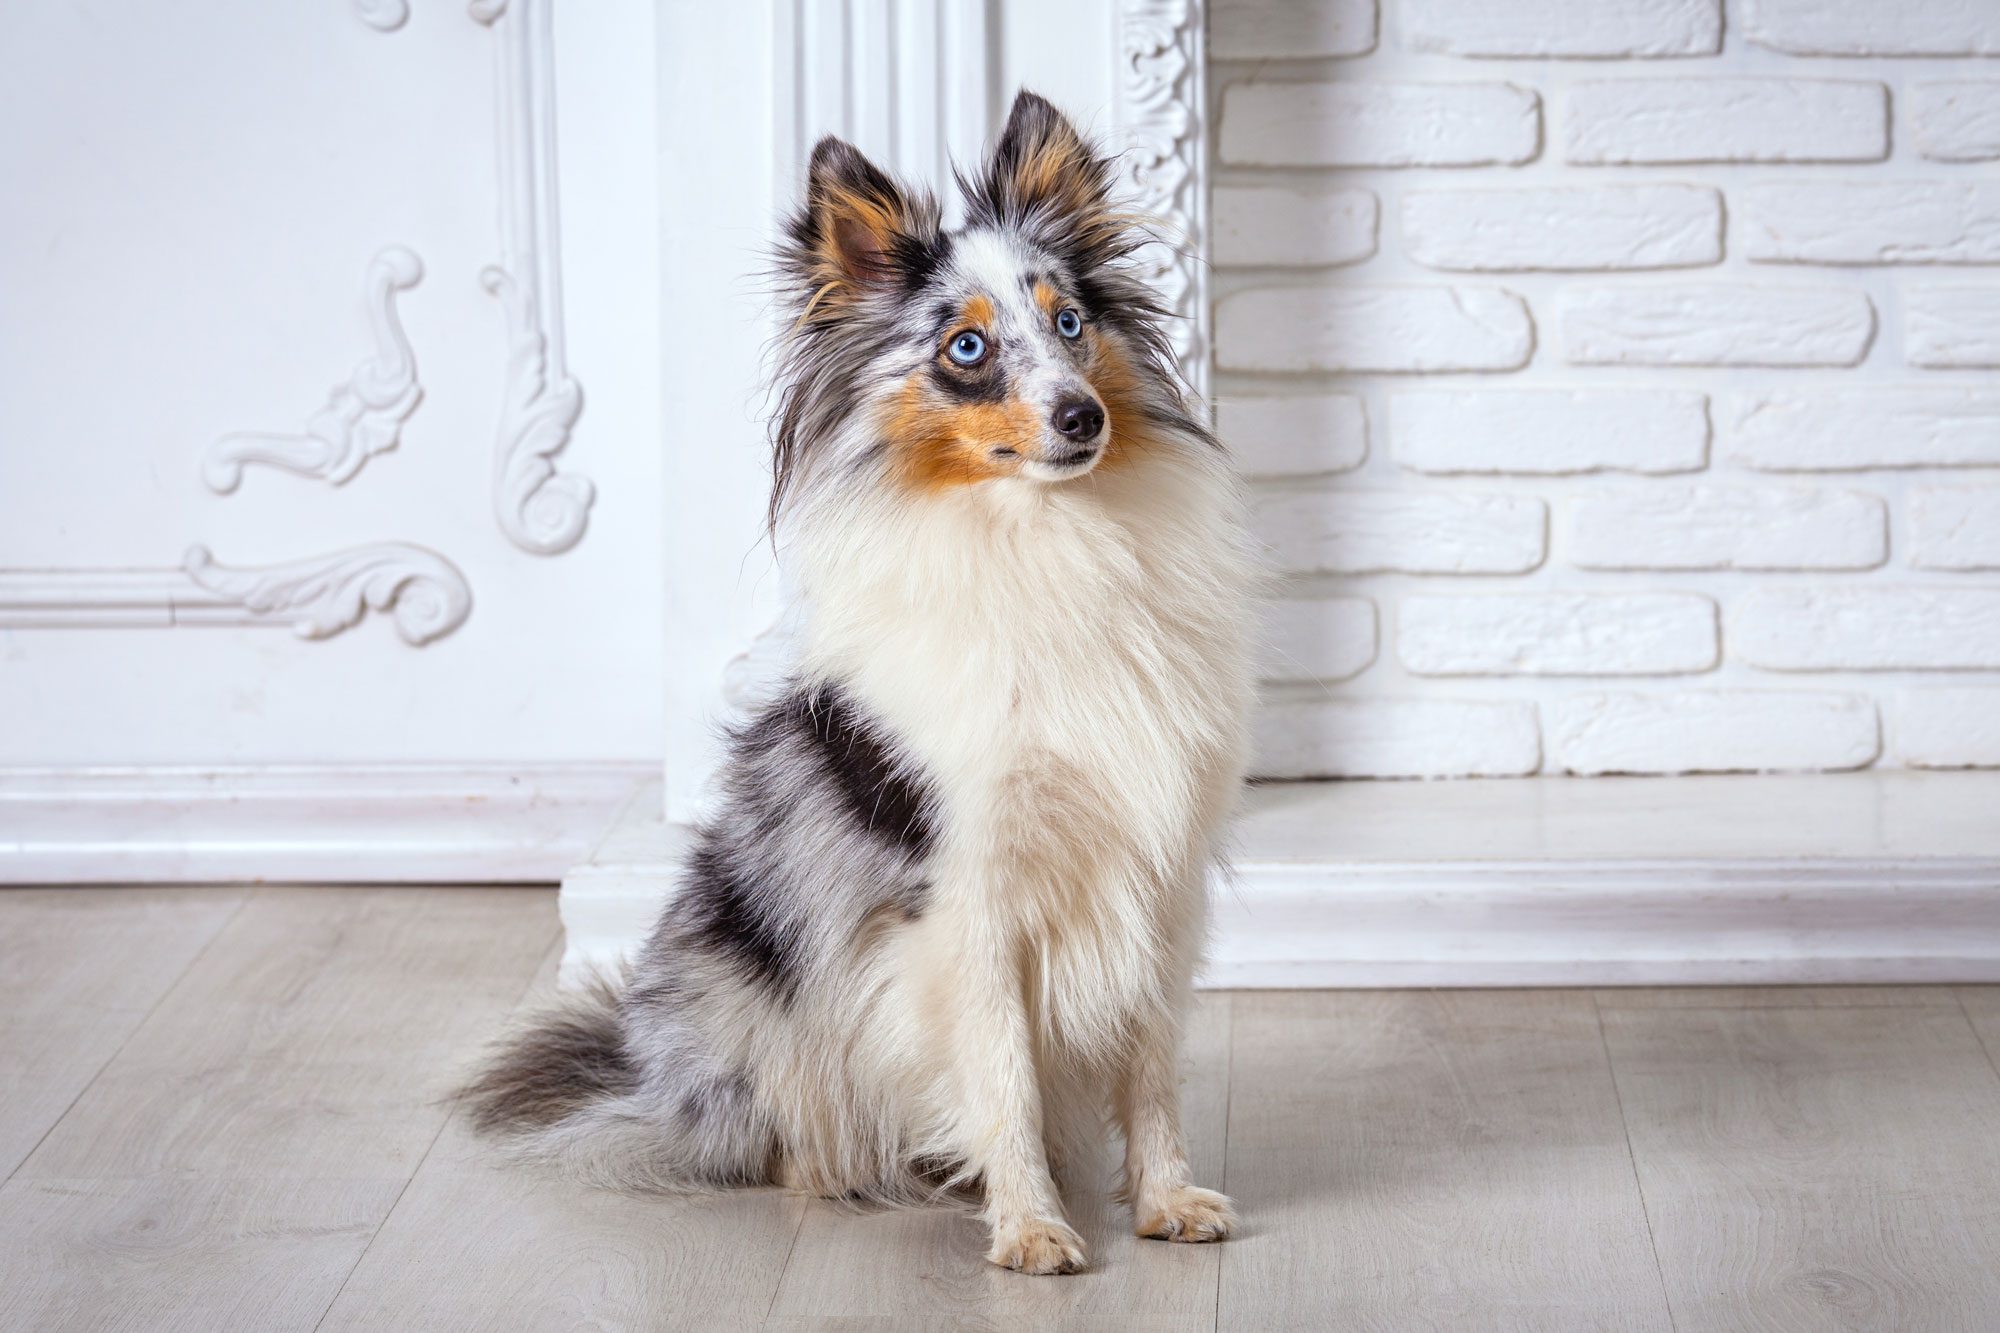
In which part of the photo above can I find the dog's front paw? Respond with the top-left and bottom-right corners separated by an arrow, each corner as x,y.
1136,1185 -> 1237,1243
988,1216 -> 1089,1275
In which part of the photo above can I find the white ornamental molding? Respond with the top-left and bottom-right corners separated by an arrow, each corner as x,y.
203,246 -> 424,494
475,0 -> 592,555
352,0 -> 409,32
1115,0 -> 1210,401
0,546 -> 470,646
182,542 -> 470,644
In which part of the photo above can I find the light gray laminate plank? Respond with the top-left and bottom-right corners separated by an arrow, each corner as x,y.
323,942 -> 811,1330
762,993 -> 1234,1333
17,886 -> 557,1182
1603,1002 -> 2000,1329
0,887 -> 246,1179
1218,990 -> 1672,1332
320,1114 -> 810,1331
0,1176 -> 403,1331
0,887 -> 555,1331
1595,985 -> 1960,1011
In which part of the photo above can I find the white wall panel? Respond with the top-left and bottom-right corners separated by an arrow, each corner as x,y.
1,0 -> 663,875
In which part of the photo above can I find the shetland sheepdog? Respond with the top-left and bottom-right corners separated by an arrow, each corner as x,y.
464,90 -> 1255,1276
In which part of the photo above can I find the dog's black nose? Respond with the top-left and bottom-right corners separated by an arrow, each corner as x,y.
1052,397 -> 1105,442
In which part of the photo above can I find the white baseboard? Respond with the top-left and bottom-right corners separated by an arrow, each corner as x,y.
560,771 -> 2000,988
0,762 -> 656,884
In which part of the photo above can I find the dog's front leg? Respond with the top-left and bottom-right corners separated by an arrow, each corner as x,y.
950,942 -> 1087,1275
1116,1006 -> 1237,1243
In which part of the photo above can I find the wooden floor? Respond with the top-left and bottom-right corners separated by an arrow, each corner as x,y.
5,889 -> 2000,1331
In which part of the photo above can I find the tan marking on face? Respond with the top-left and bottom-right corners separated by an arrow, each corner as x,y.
882,375 -> 1041,496
960,293 -> 995,330
1082,331 -> 1155,473
1032,282 -> 1060,319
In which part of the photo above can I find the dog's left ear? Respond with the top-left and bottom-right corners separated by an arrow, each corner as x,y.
785,136 -> 941,316
966,91 -> 1120,263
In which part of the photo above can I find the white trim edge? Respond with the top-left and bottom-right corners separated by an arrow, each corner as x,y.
1210,857 -> 2000,987
559,778 -> 2000,988
0,763 -> 654,884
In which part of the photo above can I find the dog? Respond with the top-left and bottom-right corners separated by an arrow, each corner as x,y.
463,89 -> 1256,1276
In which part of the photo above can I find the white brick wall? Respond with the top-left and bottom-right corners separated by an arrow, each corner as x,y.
1563,78 -> 1888,166
1212,0 -> 2000,778
1906,288 -> 2000,367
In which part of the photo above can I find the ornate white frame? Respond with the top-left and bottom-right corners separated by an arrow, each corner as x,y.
1114,0 -> 1210,401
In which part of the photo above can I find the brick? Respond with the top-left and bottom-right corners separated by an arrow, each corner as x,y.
1732,588 -> 2000,670
1399,593 -> 1716,676
1912,487 -> 2000,569
1913,83 -> 2000,162
1219,81 -> 1539,168
1564,79 -> 1887,165
1405,0 -> 1719,58
1741,182 -> 2000,265
1742,0 -> 2000,57
1210,0 -> 1376,59
1550,691 -> 1879,775
1218,394 -> 1367,477
1571,487 -> 1887,571
1253,698 -> 1541,779
1214,186 -> 1378,268
1896,689 -> 2000,769
1561,285 -> 1874,367
1260,596 -> 1378,682
1906,288 -> 2000,367
1218,286 -> 1534,374
1728,390 -> 2000,470
1401,185 -> 1721,272
1253,491 -> 1547,574
1393,389 -> 1708,475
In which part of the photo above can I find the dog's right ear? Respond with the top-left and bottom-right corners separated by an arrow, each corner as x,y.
787,137 -> 939,309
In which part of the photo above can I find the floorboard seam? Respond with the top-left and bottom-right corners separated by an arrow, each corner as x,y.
764,1198 -> 812,1320
2,887 -> 254,1187
1213,993 -> 1237,1333
1592,993 -> 1679,1333
1954,991 -> 2000,1091
310,920 -> 564,1331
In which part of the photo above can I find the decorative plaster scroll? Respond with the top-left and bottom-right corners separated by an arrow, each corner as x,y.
477,0 -> 593,554
182,543 -> 471,645
353,0 -> 410,32
1115,0 -> 1210,401
483,264 -> 588,553
203,246 -> 424,494
1,544 -> 471,645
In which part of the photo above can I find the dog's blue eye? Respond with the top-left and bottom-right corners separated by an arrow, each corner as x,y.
1056,308 -> 1082,339
948,331 -> 987,366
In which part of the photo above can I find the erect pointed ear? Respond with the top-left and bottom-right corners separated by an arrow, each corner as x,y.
968,91 -> 1114,235
794,136 -> 937,294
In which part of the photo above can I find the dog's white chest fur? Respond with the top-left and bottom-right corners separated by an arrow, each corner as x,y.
797,449 -> 1255,1050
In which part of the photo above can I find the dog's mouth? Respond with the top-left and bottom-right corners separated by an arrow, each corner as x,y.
1022,446 -> 1101,481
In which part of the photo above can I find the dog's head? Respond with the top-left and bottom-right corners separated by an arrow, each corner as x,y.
771,90 -> 1200,525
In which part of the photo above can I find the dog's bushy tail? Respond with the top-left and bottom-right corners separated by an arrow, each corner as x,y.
460,974 -> 635,1136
